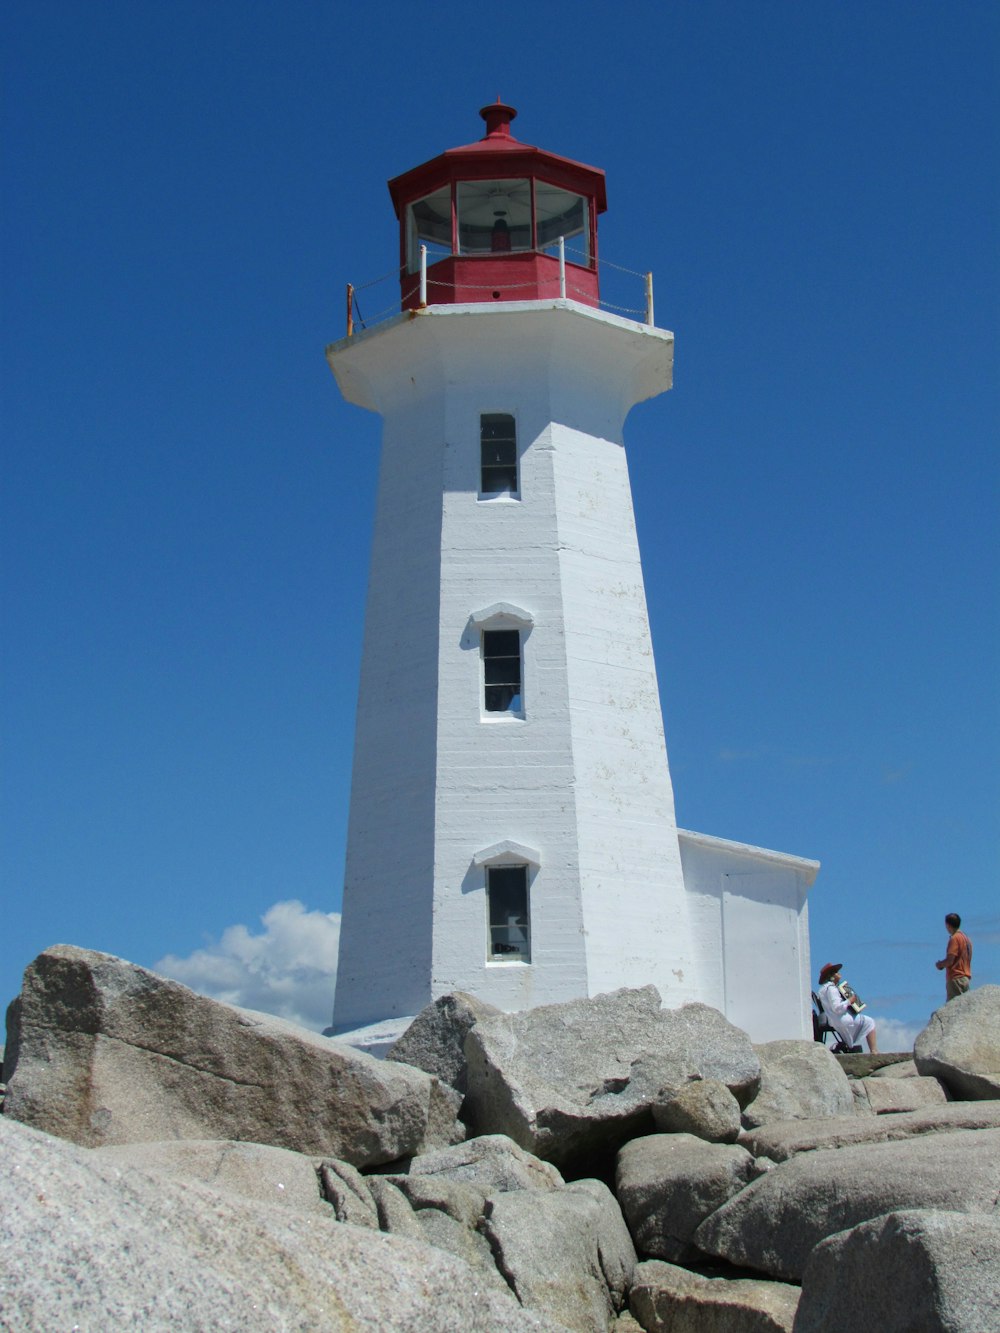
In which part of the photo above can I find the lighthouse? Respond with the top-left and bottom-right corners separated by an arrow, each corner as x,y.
327,105 -> 818,1043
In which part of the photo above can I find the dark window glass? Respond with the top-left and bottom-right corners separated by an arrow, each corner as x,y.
480,414 -> 518,494
483,629 -> 522,713
488,865 -> 529,960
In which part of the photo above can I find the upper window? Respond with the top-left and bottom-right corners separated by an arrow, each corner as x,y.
535,183 -> 590,265
487,864 -> 530,961
407,187 -> 452,273
480,414 -> 518,495
457,179 -> 532,254
483,628 -> 522,715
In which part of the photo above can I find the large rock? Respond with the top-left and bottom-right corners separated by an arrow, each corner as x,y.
741,1040 -> 854,1128
616,1133 -> 754,1262
408,1133 -> 564,1192
4,945 -> 461,1167
741,1101 -> 1000,1162
868,1058 -> 920,1078
694,1128 -> 1000,1280
854,1074 -> 948,1114
386,991 -> 500,1093
794,1209 -> 1000,1333
0,1115 -> 566,1332
834,1051 -> 912,1078
652,1078 -> 742,1143
629,1259 -> 799,1333
93,1139 -> 329,1215
481,1178 -> 636,1332
914,985 -> 1000,1099
462,988 -> 760,1169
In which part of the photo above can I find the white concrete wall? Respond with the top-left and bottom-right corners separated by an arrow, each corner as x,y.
553,422 -> 697,1007
328,301 -> 698,1026
331,392 -> 443,1030
679,829 -> 817,1041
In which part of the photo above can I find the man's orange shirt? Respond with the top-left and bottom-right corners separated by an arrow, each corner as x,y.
946,930 -> 972,979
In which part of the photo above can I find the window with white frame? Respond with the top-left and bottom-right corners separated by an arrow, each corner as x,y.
482,628 -> 522,715
480,413 -> 518,495
487,864 -> 530,961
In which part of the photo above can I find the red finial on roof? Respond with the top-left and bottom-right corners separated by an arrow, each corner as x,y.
479,101 -> 517,139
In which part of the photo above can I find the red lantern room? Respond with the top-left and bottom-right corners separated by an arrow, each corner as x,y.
388,102 -> 607,312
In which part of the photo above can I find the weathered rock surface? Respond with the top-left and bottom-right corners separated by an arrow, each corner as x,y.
741,1040 -> 854,1129
740,1100 -> 1000,1162
3,945 -> 461,1167
794,1209 -> 1000,1333
616,1133 -> 755,1262
832,1051 -> 909,1078
93,1138 -> 328,1214
849,1080 -> 876,1116
319,1157 -> 380,1228
387,1171 -> 491,1228
6,943 -> 1000,1330
414,1207 -> 513,1295
652,1078 -> 741,1143
481,1177 -> 636,1333
914,985 -> 1000,1099
408,1132 -> 564,1192
0,1115 -> 565,1332
629,1259 -> 799,1333
695,1128 -> 1000,1280
367,1175 -> 427,1239
868,1057 -> 920,1078
854,1074 -> 948,1114
386,990 -> 500,1093
463,988 -> 760,1168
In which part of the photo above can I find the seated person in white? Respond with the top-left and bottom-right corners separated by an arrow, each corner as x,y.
817,962 -> 878,1052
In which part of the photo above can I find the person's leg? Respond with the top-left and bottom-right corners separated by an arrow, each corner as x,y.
946,976 -> 970,1000
857,1014 -> 877,1053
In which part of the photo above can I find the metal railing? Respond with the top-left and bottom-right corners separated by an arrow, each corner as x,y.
344,240 -> 655,337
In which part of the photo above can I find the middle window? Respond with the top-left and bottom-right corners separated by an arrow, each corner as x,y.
482,628 -> 522,715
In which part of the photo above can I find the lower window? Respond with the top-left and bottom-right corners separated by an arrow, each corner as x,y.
487,865 -> 530,961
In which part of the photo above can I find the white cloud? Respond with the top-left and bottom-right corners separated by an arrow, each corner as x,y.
871,1015 -> 924,1053
155,900 -> 340,1032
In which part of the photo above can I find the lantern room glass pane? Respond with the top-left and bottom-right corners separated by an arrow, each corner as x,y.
457,179 -> 531,254
407,187 -> 452,272
536,183 -> 590,265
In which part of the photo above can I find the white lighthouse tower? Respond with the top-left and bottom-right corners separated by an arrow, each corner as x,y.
327,104 -> 817,1042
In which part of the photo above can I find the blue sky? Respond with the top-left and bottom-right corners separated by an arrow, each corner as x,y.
4,2 -> 997,1047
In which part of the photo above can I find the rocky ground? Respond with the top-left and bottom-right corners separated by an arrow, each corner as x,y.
2,945 -> 999,1331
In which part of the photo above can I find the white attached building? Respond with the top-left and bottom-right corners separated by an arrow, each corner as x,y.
326,104 -> 817,1046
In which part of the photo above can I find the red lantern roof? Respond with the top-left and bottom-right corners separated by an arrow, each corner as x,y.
387,103 -> 607,311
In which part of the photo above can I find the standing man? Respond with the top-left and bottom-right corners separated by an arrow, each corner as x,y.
935,913 -> 972,1000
